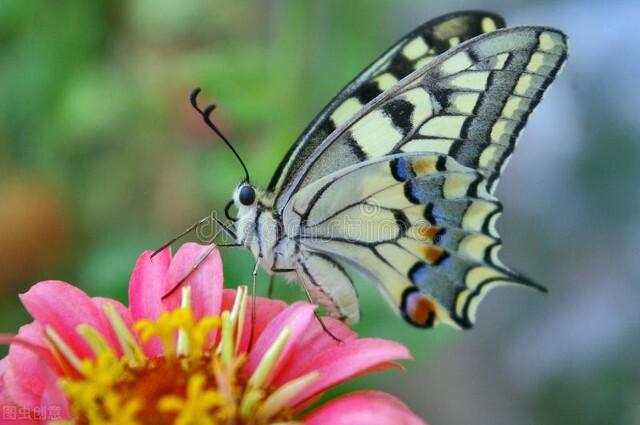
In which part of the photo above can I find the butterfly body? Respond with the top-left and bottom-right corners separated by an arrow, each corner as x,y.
221,11 -> 568,330
233,184 -> 361,324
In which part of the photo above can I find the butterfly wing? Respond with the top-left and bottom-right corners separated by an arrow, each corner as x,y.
284,152 -> 526,328
277,27 -> 568,209
267,11 -> 506,205
284,27 -> 568,328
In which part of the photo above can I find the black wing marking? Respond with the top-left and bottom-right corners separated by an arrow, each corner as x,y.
278,27 -> 568,211
285,152 -> 544,328
267,11 -> 506,199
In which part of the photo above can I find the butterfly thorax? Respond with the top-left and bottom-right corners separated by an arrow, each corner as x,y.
232,184 -> 298,277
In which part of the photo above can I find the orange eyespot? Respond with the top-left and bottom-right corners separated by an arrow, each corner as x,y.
404,291 -> 437,327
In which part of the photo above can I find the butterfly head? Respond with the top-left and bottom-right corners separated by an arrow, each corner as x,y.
227,182 -> 268,251
226,182 -> 260,221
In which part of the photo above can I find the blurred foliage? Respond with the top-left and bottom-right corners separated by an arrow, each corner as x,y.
1,1 -> 639,424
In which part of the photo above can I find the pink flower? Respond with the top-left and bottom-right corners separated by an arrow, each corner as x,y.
0,243 -> 425,424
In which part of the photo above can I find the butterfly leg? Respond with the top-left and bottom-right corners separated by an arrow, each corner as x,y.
161,243 -> 219,300
299,283 -> 343,343
265,268 -> 297,298
152,216 -> 210,258
267,275 -> 275,299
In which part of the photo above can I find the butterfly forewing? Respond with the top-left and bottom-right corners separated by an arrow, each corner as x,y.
282,27 -> 568,207
268,11 -> 506,208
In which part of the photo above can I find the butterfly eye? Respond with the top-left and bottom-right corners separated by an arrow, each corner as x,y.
239,185 -> 256,206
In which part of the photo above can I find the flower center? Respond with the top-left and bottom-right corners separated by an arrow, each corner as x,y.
49,287 -> 316,425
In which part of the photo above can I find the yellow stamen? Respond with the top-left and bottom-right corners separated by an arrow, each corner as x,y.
239,326 -> 292,420
58,285 -> 315,424
255,371 -> 320,422
103,303 -> 145,365
134,311 -> 177,357
61,350 -> 128,422
239,387 -> 265,421
135,295 -> 220,361
248,326 -> 291,389
103,393 -> 143,425
76,324 -> 112,357
42,337 -> 76,378
230,286 -> 248,353
219,311 -> 234,367
177,286 -> 192,356
45,326 -> 83,373
158,373 -> 226,425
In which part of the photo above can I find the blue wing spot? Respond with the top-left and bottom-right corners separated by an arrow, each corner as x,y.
391,158 -> 412,182
431,204 -> 444,223
425,203 -> 444,224
404,180 -> 426,204
409,261 -> 430,285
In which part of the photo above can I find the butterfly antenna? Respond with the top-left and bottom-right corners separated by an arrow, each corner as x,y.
190,88 -> 250,183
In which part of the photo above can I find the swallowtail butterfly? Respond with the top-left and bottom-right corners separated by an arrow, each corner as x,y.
182,11 -> 568,330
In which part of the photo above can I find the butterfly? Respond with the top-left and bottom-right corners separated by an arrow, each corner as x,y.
182,11 -> 568,330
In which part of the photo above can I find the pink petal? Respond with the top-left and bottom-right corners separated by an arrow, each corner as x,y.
128,248 -> 172,356
0,357 -> 71,425
0,357 -> 7,376
0,381 -> 40,425
1,357 -> 63,425
302,390 -> 426,425
273,316 -> 357,386
6,323 -> 53,409
128,248 -> 172,322
288,338 -> 412,408
40,371 -> 71,422
3,365 -> 37,407
0,359 -> 11,411
160,243 -> 223,321
220,289 -> 287,352
0,358 -> 10,407
19,281 -> 118,360
243,302 -> 316,386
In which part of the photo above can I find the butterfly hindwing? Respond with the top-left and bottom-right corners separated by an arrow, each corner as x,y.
285,153 -> 540,328
268,11 -> 507,207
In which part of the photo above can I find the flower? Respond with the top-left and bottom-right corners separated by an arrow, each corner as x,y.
0,243 -> 425,424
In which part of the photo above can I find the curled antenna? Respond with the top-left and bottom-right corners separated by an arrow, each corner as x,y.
190,88 -> 250,183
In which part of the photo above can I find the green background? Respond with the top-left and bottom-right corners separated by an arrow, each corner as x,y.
1,0 -> 639,423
